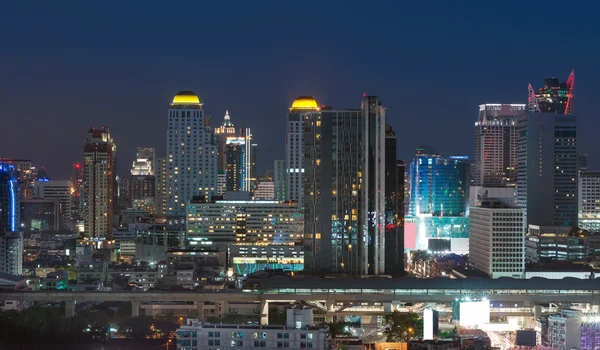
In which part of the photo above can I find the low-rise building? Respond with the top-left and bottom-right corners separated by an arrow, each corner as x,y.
230,244 -> 303,276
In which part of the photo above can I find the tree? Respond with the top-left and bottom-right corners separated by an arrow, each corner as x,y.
325,321 -> 352,340
383,311 -> 422,342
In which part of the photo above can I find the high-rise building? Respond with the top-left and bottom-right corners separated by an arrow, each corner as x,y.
83,127 -> 116,238
216,172 -> 227,196
225,128 -> 256,192
384,125 -> 404,275
214,110 -> 236,173
286,97 -> 320,208
186,198 -> 303,248
70,162 -> 84,220
0,159 -> 33,199
33,179 -> 71,227
516,113 -> 577,227
303,96 -> 386,276
129,147 -> 156,213
0,164 -> 22,275
408,147 -> 470,251
469,199 -> 525,278
154,157 -> 167,219
20,199 -> 60,232
473,104 -> 525,187
578,152 -> 588,171
578,170 -> 600,231
166,91 -> 218,216
255,179 -> 275,200
530,70 -> 575,115
274,160 -> 287,201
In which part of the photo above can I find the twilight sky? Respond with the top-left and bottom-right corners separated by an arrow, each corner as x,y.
1,1 -> 599,179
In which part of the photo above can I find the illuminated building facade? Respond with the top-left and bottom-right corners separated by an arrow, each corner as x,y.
230,244 -> 303,275
254,180 -> 275,200
129,147 -> 155,212
303,95 -> 386,276
516,113 -> 577,226
225,128 -> 257,192
186,199 -> 303,248
0,159 -> 33,200
286,96 -> 320,208
408,147 -> 470,251
473,104 -> 525,187
83,127 -> 116,238
531,70 -> 575,115
33,179 -> 71,227
166,91 -> 218,216
0,164 -> 22,275
214,110 -> 236,173
384,124 -> 404,275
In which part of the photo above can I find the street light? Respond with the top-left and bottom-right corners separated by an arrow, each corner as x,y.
166,338 -> 172,350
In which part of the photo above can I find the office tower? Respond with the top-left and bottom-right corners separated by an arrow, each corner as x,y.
116,175 -> 129,213
70,162 -> 84,220
469,199 -> 525,278
516,113 -> 577,226
20,199 -> 60,232
0,164 -> 22,275
154,157 -> 167,219
214,110 -> 236,172
473,104 -> 525,187
578,153 -> 588,170
33,179 -> 72,227
408,146 -> 470,251
303,96 -> 386,276
384,124 -> 404,275
166,91 -> 218,216
186,198 -> 303,248
225,128 -> 256,192
83,127 -> 116,238
531,70 -> 575,115
255,179 -> 275,200
578,171 -> 600,231
0,159 -> 33,199
286,97 -> 320,208
129,147 -> 156,212
216,172 -> 227,196
274,160 -> 287,201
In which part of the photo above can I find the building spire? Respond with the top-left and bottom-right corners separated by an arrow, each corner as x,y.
222,110 -> 234,127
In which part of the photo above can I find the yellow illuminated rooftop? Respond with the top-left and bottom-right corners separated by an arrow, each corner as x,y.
172,91 -> 201,105
290,96 -> 319,111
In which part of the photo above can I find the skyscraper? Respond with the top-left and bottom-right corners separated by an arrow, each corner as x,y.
408,147 -> 470,251
530,70 -> 575,115
516,113 -> 577,227
166,91 -> 218,216
225,128 -> 256,192
286,97 -> 319,208
129,147 -> 156,212
384,124 -> 405,275
274,160 -> 287,201
154,157 -> 167,219
83,127 -> 116,238
0,164 -> 19,233
473,104 -> 525,187
33,179 -> 72,228
303,96 -> 386,276
214,110 -> 236,173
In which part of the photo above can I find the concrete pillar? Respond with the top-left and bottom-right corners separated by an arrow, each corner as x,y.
131,301 -> 140,318
534,304 -> 541,319
260,300 -> 269,325
65,301 -> 75,318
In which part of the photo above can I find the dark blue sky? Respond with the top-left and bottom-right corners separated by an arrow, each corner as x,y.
1,1 -> 599,179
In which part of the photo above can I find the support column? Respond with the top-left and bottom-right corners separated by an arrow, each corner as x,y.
65,301 -> 75,318
131,301 -> 140,318
260,300 -> 269,325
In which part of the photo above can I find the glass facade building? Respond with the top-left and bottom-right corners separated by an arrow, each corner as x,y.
0,164 -> 19,233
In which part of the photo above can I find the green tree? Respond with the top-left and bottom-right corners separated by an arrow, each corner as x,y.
325,321 -> 352,339
383,311 -> 422,342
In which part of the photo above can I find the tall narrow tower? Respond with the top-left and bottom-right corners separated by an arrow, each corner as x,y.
83,127 -> 116,238
166,91 -> 217,216
214,110 -> 236,173
286,97 -> 319,209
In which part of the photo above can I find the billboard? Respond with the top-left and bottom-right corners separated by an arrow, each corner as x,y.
459,300 -> 490,326
423,308 -> 439,340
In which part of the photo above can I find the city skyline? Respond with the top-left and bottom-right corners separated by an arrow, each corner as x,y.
2,2 -> 599,180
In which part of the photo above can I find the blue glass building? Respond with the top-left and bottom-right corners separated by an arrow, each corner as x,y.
0,164 -> 19,233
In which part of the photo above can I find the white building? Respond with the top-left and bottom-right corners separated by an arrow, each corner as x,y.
286,97 -> 320,208
469,199 -> 526,278
34,179 -> 72,225
83,127 -> 116,238
254,180 -> 274,200
579,170 -> 600,231
0,232 -> 23,275
469,186 -> 516,207
166,91 -> 217,216
217,173 -> 227,196
547,310 -> 581,350
175,309 -> 330,350
186,199 -> 303,248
